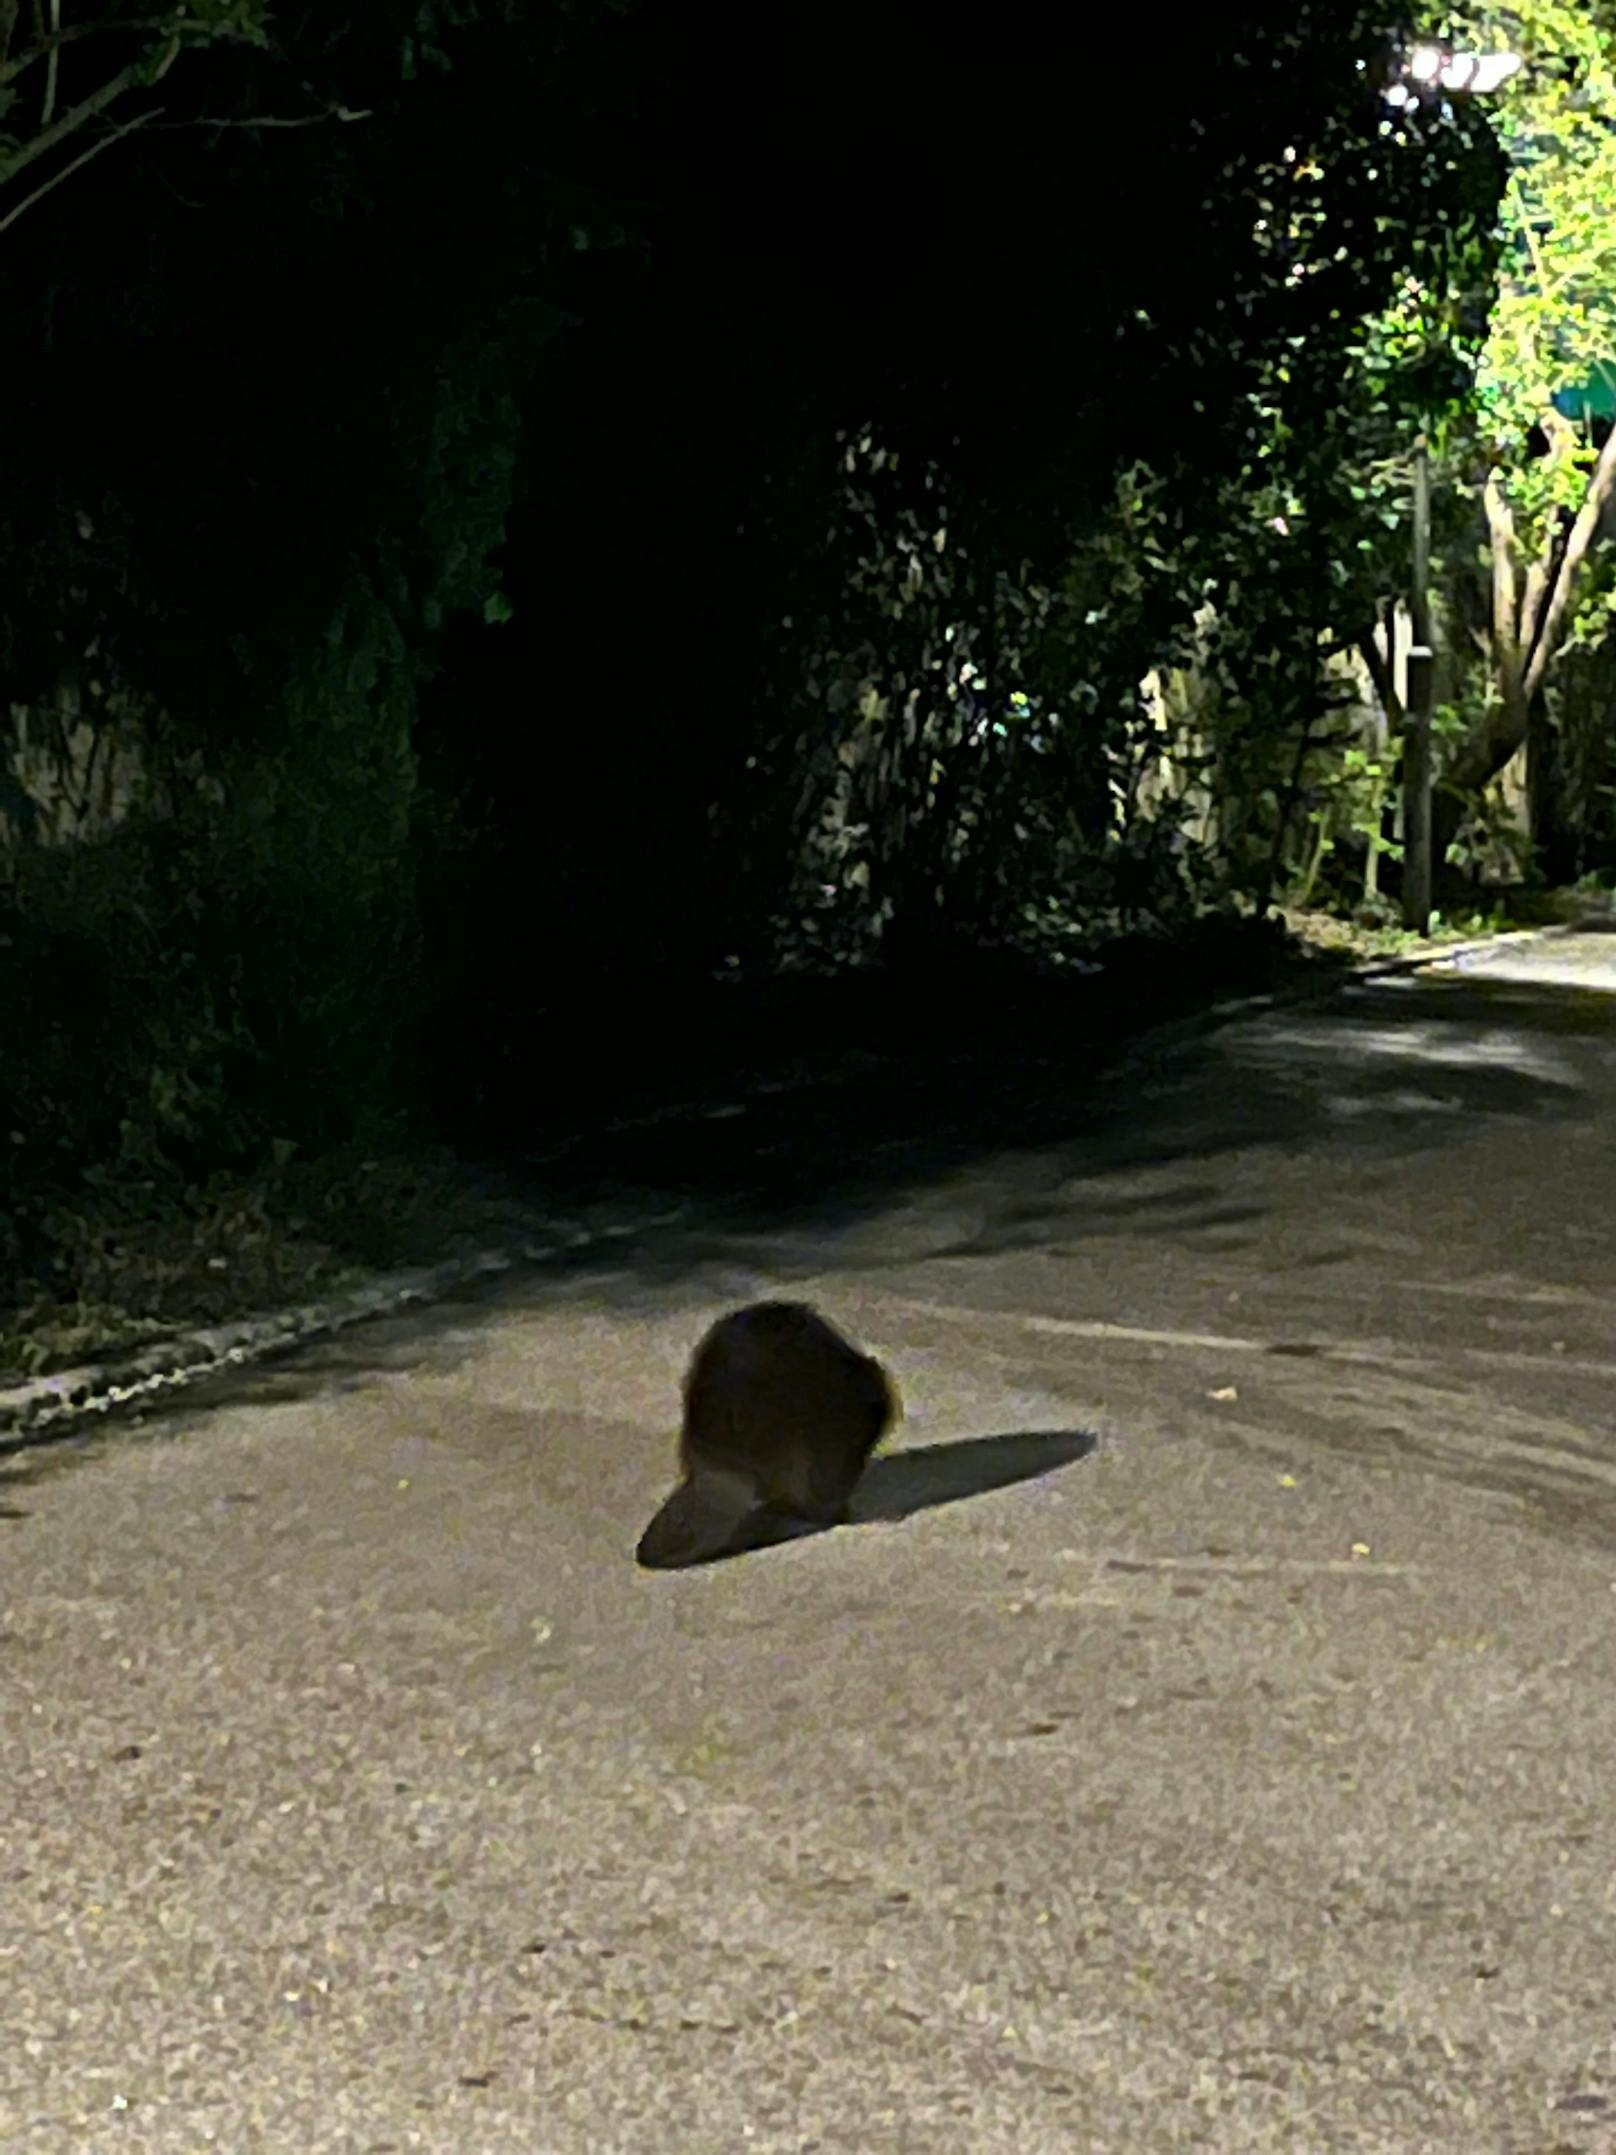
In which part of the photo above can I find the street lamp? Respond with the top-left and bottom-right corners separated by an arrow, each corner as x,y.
1383,38 -> 1522,934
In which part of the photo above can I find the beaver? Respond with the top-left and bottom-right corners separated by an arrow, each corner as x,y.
635,1301 -> 899,1569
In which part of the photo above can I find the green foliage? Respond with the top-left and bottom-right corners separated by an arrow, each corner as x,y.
1040,22 -> 1509,914
1457,3 -> 1616,511
727,5 -> 1521,963
1406,2 -> 1616,870
10,0 -> 1597,1350
1291,742 -> 1401,904
0,2 -> 629,1304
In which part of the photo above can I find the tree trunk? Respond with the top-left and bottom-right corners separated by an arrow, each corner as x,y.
1438,433 -> 1616,843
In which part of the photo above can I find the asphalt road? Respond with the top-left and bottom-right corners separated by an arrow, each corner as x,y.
4,925 -> 1616,2152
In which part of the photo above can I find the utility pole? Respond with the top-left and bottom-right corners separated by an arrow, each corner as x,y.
1402,434 -> 1434,934
1379,38 -> 1523,932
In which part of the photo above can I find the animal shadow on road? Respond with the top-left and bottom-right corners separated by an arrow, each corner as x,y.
650,1428 -> 1098,1567
853,1427 -> 1097,1522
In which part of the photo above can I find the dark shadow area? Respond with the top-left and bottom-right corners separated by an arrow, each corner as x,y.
638,1427 -> 1099,1570
6,961 -> 1612,1496
458,918 -> 1330,1152
450,967 -> 1613,1289
0,1450 -> 53,1505
852,1428 -> 1098,1522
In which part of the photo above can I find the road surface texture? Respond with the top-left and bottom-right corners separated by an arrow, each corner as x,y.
4,924 -> 1615,2153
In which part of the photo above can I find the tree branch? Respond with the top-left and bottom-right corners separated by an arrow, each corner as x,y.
0,47 -> 163,186
42,0 -> 62,129
0,102 -> 159,231
1482,474 -> 1524,707
189,102 -> 371,129
0,12 -> 177,90
1523,422 -> 1616,708
1423,479 -> 1538,808
1518,547 -> 1553,675
1357,624 -> 1401,727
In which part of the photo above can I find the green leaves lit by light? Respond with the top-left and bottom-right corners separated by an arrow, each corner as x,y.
1452,0 -> 1616,537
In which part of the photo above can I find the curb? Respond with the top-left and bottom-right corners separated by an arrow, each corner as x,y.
1,919 -> 1593,1453
0,1209 -> 687,1455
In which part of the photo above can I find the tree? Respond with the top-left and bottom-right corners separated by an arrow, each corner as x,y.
1434,2 -> 1616,871
1005,11 -> 1507,922
0,0 -> 639,1255
0,0 -> 373,235
677,3 -> 1523,955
